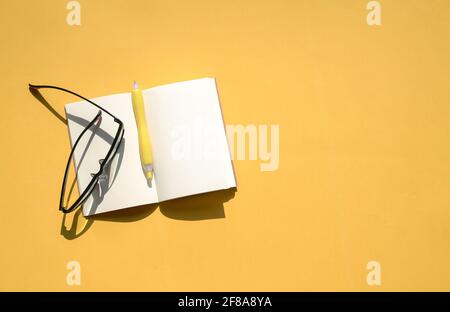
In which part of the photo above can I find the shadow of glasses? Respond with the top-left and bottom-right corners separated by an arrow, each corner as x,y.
29,86 -> 67,125
60,206 -> 94,240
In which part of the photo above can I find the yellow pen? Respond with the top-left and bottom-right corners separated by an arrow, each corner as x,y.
131,81 -> 153,185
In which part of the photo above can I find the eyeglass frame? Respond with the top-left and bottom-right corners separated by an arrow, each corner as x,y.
29,84 -> 124,214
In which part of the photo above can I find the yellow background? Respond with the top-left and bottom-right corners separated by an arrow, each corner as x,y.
0,0 -> 449,291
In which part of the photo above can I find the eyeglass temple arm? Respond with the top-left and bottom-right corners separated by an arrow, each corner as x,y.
29,83 -> 123,124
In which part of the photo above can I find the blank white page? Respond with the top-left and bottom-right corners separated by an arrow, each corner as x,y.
143,78 -> 236,201
65,92 -> 159,216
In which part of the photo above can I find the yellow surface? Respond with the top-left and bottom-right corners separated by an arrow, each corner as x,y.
0,0 -> 449,291
131,85 -> 153,181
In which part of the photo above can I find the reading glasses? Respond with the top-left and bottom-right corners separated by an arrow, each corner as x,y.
29,84 -> 124,214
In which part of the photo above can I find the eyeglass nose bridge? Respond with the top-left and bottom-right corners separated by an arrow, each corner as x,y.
89,160 -> 104,175
90,158 -> 109,181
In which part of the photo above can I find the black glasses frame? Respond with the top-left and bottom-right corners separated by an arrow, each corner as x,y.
29,84 -> 124,214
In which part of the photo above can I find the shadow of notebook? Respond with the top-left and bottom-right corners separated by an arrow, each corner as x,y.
65,78 -> 236,216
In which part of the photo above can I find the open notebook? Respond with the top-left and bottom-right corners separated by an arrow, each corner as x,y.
65,78 -> 236,216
